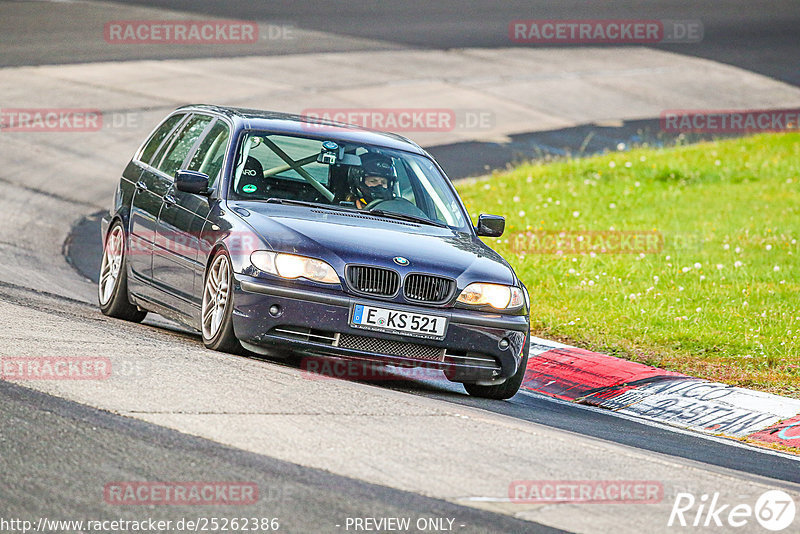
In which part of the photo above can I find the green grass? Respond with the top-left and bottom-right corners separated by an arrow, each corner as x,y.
456,133 -> 800,398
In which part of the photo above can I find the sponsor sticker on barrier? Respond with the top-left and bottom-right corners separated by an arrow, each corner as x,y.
595,378 -> 800,437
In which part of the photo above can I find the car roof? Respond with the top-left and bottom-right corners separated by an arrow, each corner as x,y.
177,104 -> 428,156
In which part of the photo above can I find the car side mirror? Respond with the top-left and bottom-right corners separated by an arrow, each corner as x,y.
476,214 -> 505,237
175,170 -> 210,195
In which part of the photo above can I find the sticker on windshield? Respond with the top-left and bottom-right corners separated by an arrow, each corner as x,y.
242,184 -> 257,193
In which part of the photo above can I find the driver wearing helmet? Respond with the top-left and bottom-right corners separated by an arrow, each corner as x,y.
347,152 -> 396,209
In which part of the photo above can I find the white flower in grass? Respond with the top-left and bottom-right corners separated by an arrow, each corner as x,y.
693,262 -> 702,269
682,267 -> 691,273
716,264 -> 724,270
735,247 -> 742,253
774,265 -> 781,272
609,161 -> 616,168
766,244 -> 773,251
572,211 -> 580,218
723,244 -> 730,250
734,261 -> 743,267
695,307 -> 702,313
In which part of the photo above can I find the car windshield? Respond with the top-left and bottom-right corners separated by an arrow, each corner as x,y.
229,132 -> 469,230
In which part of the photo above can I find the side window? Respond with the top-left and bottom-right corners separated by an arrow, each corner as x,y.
188,120 -> 230,187
138,114 -> 184,165
157,115 -> 213,178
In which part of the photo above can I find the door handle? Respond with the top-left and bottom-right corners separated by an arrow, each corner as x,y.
135,180 -> 148,192
163,194 -> 177,206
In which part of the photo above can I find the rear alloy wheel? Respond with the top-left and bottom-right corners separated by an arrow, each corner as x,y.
98,222 -> 147,322
201,250 -> 241,353
463,337 -> 529,400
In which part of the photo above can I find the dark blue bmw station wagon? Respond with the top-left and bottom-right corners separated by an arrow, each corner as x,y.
100,105 -> 531,399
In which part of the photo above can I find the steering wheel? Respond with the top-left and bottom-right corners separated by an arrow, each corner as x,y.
365,198 -> 429,218
364,198 -> 390,210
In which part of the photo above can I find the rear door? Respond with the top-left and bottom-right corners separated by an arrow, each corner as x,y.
128,113 -> 186,283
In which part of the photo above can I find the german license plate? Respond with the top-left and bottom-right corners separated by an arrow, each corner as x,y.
350,304 -> 448,340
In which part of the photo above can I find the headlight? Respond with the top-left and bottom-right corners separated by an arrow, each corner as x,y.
456,283 -> 524,309
250,251 -> 339,284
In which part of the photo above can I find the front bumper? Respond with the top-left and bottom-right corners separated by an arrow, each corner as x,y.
232,275 -> 529,382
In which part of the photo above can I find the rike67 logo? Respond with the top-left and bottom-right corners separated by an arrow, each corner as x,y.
669,490 -> 796,531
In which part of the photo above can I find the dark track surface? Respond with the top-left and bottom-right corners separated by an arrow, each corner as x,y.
0,379 -> 561,534
5,0 -> 795,87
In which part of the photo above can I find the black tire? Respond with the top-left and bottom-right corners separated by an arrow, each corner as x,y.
464,336 -> 529,400
98,221 -> 147,322
201,249 -> 242,354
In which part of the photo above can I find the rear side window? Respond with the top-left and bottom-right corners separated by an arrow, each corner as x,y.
156,115 -> 213,178
188,120 -> 230,187
138,114 -> 184,165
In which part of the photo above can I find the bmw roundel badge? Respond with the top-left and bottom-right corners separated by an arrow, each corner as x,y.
393,256 -> 410,266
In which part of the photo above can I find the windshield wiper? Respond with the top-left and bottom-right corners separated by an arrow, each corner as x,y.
265,199 -> 448,228
368,209 -> 447,228
266,198 -> 356,213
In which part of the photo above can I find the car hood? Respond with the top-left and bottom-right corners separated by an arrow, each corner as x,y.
231,202 -> 516,286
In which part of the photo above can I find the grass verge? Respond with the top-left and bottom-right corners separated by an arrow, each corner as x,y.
456,133 -> 799,398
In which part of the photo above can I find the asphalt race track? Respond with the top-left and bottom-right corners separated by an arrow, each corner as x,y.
1,1 -> 800,533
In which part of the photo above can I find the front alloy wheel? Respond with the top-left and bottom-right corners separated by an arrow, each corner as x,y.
201,250 -> 241,353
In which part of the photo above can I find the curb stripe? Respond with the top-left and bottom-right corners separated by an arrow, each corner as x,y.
524,339 -> 800,453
